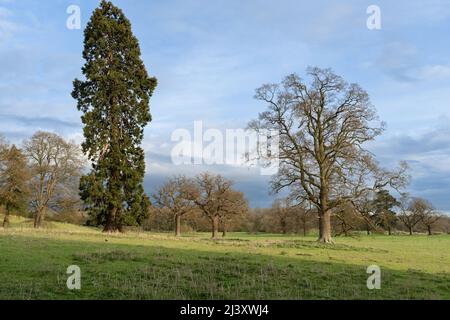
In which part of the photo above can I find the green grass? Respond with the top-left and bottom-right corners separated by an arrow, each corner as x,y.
0,216 -> 449,300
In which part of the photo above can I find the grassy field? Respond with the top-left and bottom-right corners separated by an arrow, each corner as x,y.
0,216 -> 449,300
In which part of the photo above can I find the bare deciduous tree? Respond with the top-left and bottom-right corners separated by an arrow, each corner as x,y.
219,190 -> 248,237
249,67 -> 408,243
333,202 -> 363,236
293,203 -> 313,236
188,173 -> 243,239
398,196 -> 425,235
153,176 -> 197,237
24,132 -> 84,228
413,198 -> 442,235
271,198 -> 292,235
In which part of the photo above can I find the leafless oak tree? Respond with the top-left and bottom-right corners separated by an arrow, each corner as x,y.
23,132 -> 84,228
249,67 -> 408,243
271,198 -> 293,234
398,196 -> 425,235
409,198 -> 442,235
293,204 -> 313,236
188,173 -> 243,239
219,190 -> 248,237
333,202 -> 363,236
152,175 -> 197,237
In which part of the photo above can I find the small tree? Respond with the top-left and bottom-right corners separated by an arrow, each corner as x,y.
372,190 -> 400,235
0,145 -> 30,227
153,176 -> 197,237
333,202 -> 362,236
271,199 -> 292,234
398,196 -> 424,235
294,204 -> 314,237
219,190 -> 248,237
24,132 -> 84,228
415,199 -> 441,235
189,173 -> 234,239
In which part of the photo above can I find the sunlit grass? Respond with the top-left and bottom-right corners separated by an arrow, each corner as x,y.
0,216 -> 449,299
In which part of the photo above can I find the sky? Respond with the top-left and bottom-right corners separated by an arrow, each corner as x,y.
1,0 -> 450,209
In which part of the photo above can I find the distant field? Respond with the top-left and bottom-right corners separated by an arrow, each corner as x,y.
0,216 -> 449,300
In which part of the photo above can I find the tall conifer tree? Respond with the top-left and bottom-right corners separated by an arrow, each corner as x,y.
73,0 -> 156,232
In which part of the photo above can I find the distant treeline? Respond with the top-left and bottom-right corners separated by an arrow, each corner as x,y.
1,131 -> 448,237
145,194 -> 450,237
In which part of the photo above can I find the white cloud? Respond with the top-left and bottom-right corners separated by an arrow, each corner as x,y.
413,65 -> 450,81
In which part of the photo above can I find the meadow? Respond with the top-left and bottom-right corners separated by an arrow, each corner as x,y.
0,216 -> 449,300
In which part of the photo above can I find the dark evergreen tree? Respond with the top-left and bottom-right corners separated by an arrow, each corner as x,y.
0,145 -> 31,228
372,190 -> 400,235
73,0 -> 157,232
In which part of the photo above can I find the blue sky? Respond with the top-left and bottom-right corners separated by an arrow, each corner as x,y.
1,0 -> 450,209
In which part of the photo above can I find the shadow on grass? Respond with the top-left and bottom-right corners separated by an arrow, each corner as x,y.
0,234 -> 448,300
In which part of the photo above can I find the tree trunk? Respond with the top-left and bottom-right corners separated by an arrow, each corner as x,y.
280,219 -> 287,234
103,206 -> 117,232
388,226 -> 391,236
2,209 -> 10,228
409,227 -> 413,235
303,223 -> 307,237
175,214 -> 181,237
34,208 -> 44,228
222,222 -> 227,237
343,225 -> 348,237
104,166 -> 120,233
427,225 -> 432,236
211,215 -> 219,239
318,209 -> 333,243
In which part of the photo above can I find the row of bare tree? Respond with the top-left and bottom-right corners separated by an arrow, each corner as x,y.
151,173 -> 248,238
331,193 -> 446,236
147,187 -> 449,237
0,132 -> 84,228
246,195 -> 447,236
